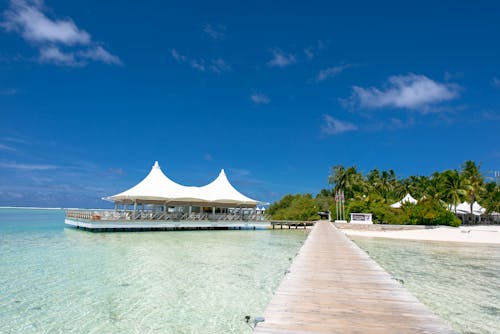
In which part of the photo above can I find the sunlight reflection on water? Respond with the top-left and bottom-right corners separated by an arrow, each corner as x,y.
0,209 -> 308,334
351,236 -> 500,334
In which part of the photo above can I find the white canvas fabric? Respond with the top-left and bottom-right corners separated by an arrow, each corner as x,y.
198,169 -> 258,205
104,161 -> 258,206
451,201 -> 486,215
390,193 -> 418,208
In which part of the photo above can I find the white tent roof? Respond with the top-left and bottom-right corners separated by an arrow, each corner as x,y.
104,161 -> 186,202
451,201 -> 486,216
104,161 -> 259,206
198,169 -> 258,205
390,193 -> 418,208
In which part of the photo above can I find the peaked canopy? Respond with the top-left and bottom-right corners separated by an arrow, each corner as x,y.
199,169 -> 258,205
104,161 -> 259,207
451,201 -> 486,216
390,193 -> 418,208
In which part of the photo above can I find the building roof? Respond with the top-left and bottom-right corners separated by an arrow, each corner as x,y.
104,161 -> 259,207
451,201 -> 486,216
390,193 -> 418,208
198,169 -> 258,205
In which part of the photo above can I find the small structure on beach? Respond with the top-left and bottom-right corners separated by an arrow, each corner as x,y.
450,201 -> 491,225
451,201 -> 486,216
390,193 -> 418,208
349,213 -> 373,224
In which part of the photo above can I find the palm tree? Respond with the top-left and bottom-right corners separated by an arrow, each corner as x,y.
426,172 -> 443,202
440,170 -> 467,213
481,182 -> 500,214
461,160 -> 485,214
328,165 -> 364,200
328,165 -> 348,192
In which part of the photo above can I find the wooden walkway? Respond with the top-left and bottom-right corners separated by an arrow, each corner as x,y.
254,221 -> 456,334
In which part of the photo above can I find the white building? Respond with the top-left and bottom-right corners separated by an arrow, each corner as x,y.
101,161 -> 262,219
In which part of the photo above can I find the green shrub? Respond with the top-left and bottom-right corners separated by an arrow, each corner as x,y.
268,193 -> 320,221
410,199 -> 461,227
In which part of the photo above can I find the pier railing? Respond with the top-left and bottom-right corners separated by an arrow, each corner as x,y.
65,209 -> 266,222
270,220 -> 314,229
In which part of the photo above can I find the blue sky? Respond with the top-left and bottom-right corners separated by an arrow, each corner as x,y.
1,0 -> 499,208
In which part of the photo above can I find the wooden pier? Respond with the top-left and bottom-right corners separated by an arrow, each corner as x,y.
270,221 -> 313,230
254,221 -> 455,334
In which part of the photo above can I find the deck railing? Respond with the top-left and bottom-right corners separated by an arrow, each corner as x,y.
65,209 -> 265,222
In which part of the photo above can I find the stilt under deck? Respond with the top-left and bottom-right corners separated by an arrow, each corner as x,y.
254,221 -> 455,334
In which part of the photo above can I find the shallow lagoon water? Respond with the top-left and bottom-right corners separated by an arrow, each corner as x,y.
351,236 -> 500,334
3,209 -> 499,334
0,209 -> 307,333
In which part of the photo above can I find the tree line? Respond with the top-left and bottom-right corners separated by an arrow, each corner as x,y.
267,160 -> 500,226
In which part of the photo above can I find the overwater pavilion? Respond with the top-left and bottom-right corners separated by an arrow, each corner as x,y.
97,161 -> 262,221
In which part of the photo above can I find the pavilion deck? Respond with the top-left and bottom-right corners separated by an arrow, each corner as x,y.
254,220 -> 455,334
64,209 -> 269,231
66,209 -> 264,222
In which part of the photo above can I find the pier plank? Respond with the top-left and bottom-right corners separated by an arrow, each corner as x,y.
254,221 -> 456,334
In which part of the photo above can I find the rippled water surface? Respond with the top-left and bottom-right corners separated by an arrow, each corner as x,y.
0,209 -> 308,333
351,236 -> 500,334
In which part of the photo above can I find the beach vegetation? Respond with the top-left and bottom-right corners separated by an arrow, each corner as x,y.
440,169 -> 467,213
269,160 -> 497,225
461,160 -> 486,214
481,182 -> 500,214
267,194 -> 320,221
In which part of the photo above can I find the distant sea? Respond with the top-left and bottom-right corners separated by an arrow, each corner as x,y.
0,208 -> 307,333
351,236 -> 500,334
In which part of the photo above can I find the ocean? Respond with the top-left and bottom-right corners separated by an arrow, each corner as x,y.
351,236 -> 500,334
0,208 -> 307,333
2,208 -> 499,334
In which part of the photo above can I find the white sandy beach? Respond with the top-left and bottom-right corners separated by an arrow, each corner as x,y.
342,225 -> 500,244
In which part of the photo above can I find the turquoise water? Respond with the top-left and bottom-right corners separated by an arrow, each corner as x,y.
351,236 -> 500,334
0,209 -> 308,333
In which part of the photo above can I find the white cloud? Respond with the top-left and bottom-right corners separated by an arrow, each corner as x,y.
0,190 -> 24,199
0,88 -> 18,95
482,111 -> 500,120
267,49 -> 296,68
190,59 -> 206,71
0,143 -> 17,151
2,0 -> 90,45
2,0 -> 121,67
0,161 -> 58,170
492,77 -> 500,88
203,24 -> 226,40
303,40 -> 329,60
250,93 -> 270,105
80,46 -> 122,65
348,74 -> 460,110
171,48 -> 187,62
367,117 -> 416,132
39,46 -> 78,66
108,167 -> 125,175
314,64 -> 353,82
321,115 -> 357,135
209,58 -> 231,73
172,49 -> 230,74
303,48 -> 314,60
228,168 -> 250,177
2,135 -> 28,144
